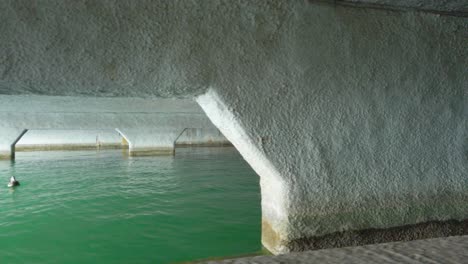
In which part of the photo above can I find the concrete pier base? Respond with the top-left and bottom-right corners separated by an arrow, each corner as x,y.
198,81 -> 468,254
129,147 -> 175,156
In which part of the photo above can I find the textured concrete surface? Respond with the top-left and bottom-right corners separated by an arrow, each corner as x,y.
0,0 -> 466,254
194,4 -> 468,254
205,235 -> 468,264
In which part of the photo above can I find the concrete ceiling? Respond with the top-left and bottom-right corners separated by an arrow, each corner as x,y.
0,1 -> 465,99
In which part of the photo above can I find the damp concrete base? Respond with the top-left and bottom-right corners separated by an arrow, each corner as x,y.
204,235 -> 468,264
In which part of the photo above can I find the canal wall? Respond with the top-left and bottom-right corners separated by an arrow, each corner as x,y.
0,96 -> 223,158
16,128 -> 231,152
176,128 -> 231,147
0,0 -> 466,255
16,130 -> 122,151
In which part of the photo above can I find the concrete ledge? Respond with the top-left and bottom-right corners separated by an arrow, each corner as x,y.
16,144 -> 124,152
205,235 -> 468,263
129,148 -> 175,156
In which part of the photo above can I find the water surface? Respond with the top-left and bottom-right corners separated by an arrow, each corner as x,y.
0,147 -> 261,263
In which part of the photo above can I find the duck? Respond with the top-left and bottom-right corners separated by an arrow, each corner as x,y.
7,176 -> 20,188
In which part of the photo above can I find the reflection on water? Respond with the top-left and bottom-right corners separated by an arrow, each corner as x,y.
0,147 -> 261,264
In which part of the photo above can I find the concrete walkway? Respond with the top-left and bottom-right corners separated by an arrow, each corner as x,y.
205,236 -> 468,264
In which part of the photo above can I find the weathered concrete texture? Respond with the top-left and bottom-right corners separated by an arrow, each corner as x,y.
197,4 -> 468,254
205,235 -> 468,264
0,0 -> 466,255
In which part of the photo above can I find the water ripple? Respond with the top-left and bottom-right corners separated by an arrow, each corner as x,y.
0,147 -> 261,264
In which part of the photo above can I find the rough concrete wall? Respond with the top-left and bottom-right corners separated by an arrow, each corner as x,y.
0,0 -> 466,255
200,3 -> 467,252
0,1 -> 465,98
196,3 -> 468,253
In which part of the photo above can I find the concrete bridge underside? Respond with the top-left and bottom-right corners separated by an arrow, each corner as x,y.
0,96 -> 225,158
0,0 -> 466,255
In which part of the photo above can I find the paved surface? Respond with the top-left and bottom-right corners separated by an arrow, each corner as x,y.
204,236 -> 468,263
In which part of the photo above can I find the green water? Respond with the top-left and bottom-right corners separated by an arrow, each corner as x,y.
0,147 -> 261,264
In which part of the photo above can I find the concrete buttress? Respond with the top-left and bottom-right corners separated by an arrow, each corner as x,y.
0,128 -> 28,160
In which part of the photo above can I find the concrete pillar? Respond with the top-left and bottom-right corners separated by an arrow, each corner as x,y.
0,128 -> 28,160
116,128 -> 181,156
197,83 -> 468,254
